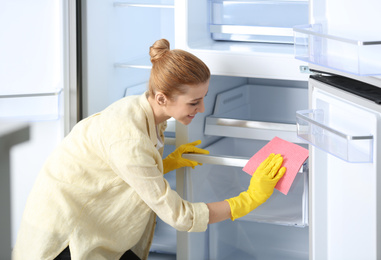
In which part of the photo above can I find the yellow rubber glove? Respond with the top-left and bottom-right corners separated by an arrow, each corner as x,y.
162,140 -> 209,174
226,153 -> 286,221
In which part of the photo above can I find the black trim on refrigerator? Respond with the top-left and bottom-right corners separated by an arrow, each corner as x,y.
76,0 -> 83,121
310,74 -> 381,105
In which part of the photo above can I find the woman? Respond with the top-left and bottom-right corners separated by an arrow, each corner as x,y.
13,39 -> 285,260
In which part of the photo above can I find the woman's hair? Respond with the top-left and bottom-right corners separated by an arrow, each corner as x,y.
148,39 -> 210,99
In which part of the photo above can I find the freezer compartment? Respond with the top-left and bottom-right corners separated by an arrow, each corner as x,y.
204,84 -> 308,143
210,0 -> 308,44
0,89 -> 63,121
186,137 -> 308,227
209,221 -> 308,260
293,24 -> 381,76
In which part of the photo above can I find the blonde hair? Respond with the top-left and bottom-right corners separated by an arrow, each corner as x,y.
148,39 -> 210,99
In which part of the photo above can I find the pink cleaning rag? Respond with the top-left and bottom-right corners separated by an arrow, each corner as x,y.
243,137 -> 309,195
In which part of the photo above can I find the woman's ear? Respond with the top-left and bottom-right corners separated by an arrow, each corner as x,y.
155,92 -> 167,106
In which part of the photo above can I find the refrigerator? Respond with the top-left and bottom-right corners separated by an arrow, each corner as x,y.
3,0 -> 381,260
82,0 -> 381,259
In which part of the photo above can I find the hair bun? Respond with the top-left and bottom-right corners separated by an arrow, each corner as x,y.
149,39 -> 170,63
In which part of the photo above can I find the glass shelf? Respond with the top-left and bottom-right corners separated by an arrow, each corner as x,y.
205,116 -> 299,142
210,0 -> 308,44
296,109 -> 373,163
204,84 -> 308,143
114,0 -> 174,8
293,24 -> 381,76
115,56 -> 152,69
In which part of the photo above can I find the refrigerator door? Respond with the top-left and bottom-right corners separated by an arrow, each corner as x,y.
301,77 -> 381,259
0,0 -> 77,249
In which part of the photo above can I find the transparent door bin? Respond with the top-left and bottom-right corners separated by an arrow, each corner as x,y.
296,109 -> 373,163
210,0 -> 308,44
186,137 -> 308,227
0,89 -> 63,121
293,24 -> 381,76
204,84 -> 308,143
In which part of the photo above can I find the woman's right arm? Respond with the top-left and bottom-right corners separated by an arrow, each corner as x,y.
207,201 -> 231,224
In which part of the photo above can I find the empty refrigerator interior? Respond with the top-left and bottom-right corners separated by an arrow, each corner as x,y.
178,75 -> 310,259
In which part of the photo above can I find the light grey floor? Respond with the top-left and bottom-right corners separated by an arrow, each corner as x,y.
148,252 -> 176,260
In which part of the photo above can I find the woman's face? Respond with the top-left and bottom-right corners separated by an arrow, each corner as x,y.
165,80 -> 209,125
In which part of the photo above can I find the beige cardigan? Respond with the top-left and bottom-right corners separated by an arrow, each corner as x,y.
13,92 -> 209,260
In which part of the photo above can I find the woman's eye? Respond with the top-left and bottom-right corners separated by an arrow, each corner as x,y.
190,102 -> 199,106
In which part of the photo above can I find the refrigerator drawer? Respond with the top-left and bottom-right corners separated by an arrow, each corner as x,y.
296,109 -> 373,163
208,221 -> 308,260
185,137 -> 308,227
210,0 -> 308,44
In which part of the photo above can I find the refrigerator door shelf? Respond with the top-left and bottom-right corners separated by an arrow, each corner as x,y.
296,109 -> 373,163
185,137 -> 308,227
210,0 -> 308,44
0,89 -> 63,122
293,24 -> 381,76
